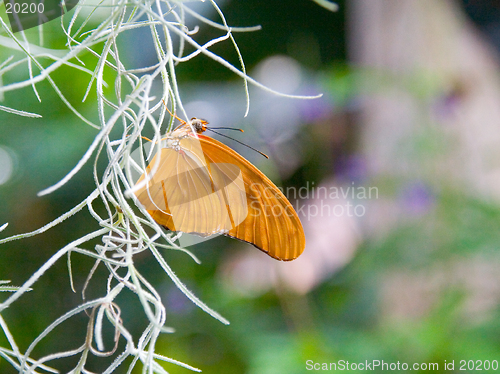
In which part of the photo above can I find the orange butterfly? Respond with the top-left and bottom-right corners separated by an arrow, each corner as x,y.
134,115 -> 305,261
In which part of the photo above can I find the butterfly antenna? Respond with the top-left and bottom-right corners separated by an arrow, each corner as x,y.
125,134 -> 153,142
162,99 -> 186,124
209,127 -> 244,132
208,129 -> 269,159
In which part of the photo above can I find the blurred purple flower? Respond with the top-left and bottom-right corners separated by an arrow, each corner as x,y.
165,285 -> 195,315
434,85 -> 465,121
400,181 -> 435,215
335,154 -> 368,184
299,86 -> 333,122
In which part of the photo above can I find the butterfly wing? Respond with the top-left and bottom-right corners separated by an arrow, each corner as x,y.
197,134 -> 305,261
135,133 -> 305,261
134,137 -> 246,235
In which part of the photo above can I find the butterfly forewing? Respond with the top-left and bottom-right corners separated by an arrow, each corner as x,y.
135,135 -> 247,236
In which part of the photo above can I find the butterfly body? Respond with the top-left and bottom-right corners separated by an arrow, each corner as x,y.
135,118 -> 305,261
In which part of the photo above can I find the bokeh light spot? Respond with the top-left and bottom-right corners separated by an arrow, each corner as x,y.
0,146 -> 15,186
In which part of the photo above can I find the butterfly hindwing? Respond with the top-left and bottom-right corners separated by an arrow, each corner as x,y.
197,134 -> 305,261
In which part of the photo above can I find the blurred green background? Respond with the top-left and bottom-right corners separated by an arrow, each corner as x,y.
2,0 -> 500,373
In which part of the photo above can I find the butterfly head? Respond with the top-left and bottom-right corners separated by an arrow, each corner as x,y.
189,118 -> 209,134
